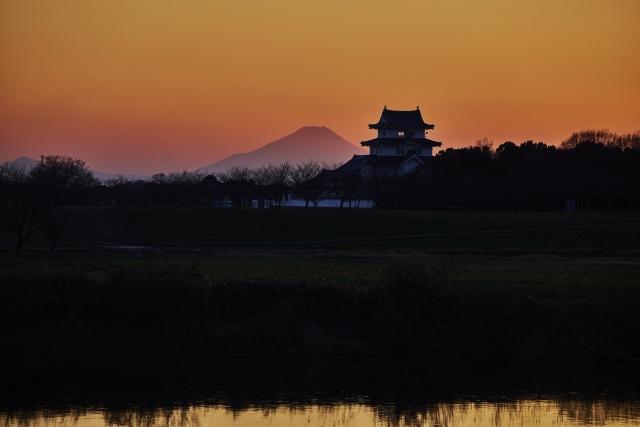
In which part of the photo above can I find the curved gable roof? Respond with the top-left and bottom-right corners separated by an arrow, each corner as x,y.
369,107 -> 435,130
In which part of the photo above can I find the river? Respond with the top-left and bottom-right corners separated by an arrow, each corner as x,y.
2,358 -> 639,427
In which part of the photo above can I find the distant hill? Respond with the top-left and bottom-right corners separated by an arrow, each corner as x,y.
2,157 -> 149,182
200,126 -> 366,174
3,126 -> 365,178
91,171 -> 150,182
3,156 -> 39,169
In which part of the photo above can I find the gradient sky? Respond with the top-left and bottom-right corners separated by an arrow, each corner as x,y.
1,1 -> 639,174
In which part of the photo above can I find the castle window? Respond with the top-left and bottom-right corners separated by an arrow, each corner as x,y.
395,148 -> 404,155
417,149 -> 422,155
398,131 -> 405,137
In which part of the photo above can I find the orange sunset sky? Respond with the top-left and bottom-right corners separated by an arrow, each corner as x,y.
1,1 -> 639,175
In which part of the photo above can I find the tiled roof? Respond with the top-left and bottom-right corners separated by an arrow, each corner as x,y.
369,108 -> 435,130
324,155 -> 367,179
361,137 -> 442,148
303,156 -> 364,183
365,153 -> 435,168
318,154 -> 436,181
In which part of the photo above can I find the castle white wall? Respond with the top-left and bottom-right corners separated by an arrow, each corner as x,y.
369,146 -> 433,156
377,129 -> 427,138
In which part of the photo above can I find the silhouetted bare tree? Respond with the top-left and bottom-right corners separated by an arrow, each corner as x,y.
216,165 -> 252,182
252,163 -> 293,208
29,155 -> 98,252
167,170 -> 207,207
474,137 -> 495,155
30,155 -> 97,205
292,160 -> 323,209
560,129 -> 640,150
330,171 -> 363,209
217,166 -> 256,209
0,163 -> 39,254
364,165 -> 400,208
104,175 -> 134,206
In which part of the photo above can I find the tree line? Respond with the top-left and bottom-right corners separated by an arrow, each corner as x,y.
399,130 -> 640,211
285,129 -> 640,211
90,160 -> 338,209
0,156 -> 339,253
0,155 -> 97,254
1,130 -> 639,253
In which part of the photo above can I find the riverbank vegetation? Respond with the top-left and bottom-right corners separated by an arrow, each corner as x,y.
1,208 -> 639,364
1,253 -> 639,363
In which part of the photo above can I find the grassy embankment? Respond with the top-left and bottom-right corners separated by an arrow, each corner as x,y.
1,208 -> 639,363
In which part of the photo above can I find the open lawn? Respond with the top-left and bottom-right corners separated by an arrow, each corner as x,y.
2,207 -> 639,290
3,248 -> 640,290
1,208 -> 640,363
109,208 -> 640,252
2,207 -> 639,253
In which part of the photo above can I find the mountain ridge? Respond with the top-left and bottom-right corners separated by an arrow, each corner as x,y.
3,126 -> 366,178
199,126 -> 365,173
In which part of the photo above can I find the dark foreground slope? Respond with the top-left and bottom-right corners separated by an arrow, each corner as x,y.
1,259 -> 639,365
1,208 -> 639,366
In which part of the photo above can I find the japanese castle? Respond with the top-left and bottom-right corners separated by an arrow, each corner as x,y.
362,105 -> 442,160
304,105 -> 443,207
343,105 -> 443,174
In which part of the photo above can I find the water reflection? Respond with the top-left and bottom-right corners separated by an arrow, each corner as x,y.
3,359 -> 639,427
375,400 -> 640,426
3,399 -> 640,427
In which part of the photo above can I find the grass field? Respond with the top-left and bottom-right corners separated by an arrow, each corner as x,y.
2,207 -> 640,288
107,208 -> 640,252
3,207 -> 640,251
1,208 -> 639,362
4,248 -> 640,289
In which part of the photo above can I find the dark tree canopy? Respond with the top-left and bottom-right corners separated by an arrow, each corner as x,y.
29,155 -> 98,205
561,129 -> 640,150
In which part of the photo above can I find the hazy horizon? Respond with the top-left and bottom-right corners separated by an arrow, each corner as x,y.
1,1 -> 639,174
2,125 -> 367,176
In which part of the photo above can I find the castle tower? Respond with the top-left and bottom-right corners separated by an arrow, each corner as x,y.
361,106 -> 441,157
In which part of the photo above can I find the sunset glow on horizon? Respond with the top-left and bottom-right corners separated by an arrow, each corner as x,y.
1,1 -> 639,175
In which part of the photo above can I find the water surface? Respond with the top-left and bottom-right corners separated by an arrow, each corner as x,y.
2,358 -> 639,426
5,399 -> 640,427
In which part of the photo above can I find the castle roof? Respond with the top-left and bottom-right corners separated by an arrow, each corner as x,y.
365,153 -> 436,169
361,137 -> 442,148
369,107 -> 435,131
321,154 -> 436,179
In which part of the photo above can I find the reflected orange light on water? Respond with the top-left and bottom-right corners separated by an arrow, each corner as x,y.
3,400 -> 640,427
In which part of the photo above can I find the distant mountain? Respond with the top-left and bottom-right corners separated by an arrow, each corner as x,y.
3,156 -> 39,169
4,126 -> 365,178
2,157 -> 149,182
199,126 -> 366,174
91,171 -> 150,182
